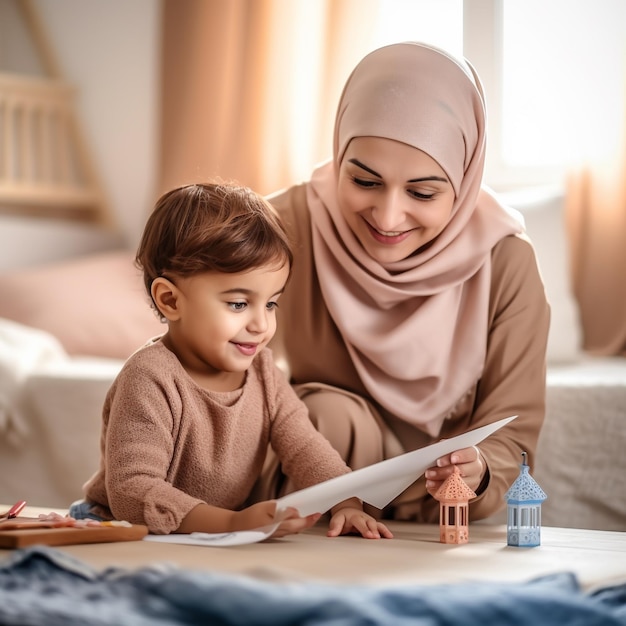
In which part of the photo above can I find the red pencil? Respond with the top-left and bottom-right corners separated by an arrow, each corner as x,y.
5,500 -> 27,519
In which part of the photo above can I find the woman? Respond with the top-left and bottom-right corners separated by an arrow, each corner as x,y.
262,42 -> 550,523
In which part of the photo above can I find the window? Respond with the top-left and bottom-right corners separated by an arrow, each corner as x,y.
370,0 -> 463,56
465,0 -> 626,189
372,0 -> 626,190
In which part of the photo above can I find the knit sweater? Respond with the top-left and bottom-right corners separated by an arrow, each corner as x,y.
83,340 -> 350,534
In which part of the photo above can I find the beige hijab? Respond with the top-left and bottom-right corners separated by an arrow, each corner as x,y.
307,42 -> 523,437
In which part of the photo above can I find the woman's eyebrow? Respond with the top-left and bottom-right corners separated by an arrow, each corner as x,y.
348,158 -> 381,178
348,158 -> 447,184
408,176 -> 448,183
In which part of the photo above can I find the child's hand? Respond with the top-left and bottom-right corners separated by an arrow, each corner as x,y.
273,507 -> 321,538
425,445 -> 485,496
234,501 -> 320,538
327,498 -> 393,539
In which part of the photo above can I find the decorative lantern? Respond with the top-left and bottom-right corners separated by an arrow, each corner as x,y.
504,452 -> 547,547
434,466 -> 477,544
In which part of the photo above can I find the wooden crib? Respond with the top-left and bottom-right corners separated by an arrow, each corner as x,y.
0,0 -> 110,225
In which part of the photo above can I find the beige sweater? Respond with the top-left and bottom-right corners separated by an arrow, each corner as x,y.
84,340 -> 350,534
269,183 -> 551,522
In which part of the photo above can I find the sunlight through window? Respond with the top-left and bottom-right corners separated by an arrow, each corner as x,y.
502,0 -> 626,168
370,0 -> 463,57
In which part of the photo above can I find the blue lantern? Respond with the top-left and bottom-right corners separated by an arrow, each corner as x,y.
504,452 -> 547,547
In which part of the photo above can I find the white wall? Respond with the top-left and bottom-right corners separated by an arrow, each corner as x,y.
0,215 -> 124,270
31,0 -> 162,247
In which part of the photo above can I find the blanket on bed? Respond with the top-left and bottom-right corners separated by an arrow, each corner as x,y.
0,318 -> 67,445
1,546 -> 625,626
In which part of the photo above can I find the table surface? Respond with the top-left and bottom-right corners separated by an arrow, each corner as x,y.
1,505 -> 624,590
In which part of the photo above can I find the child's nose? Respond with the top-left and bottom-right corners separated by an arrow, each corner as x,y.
248,307 -> 269,333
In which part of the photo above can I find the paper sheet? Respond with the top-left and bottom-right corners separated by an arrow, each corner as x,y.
144,524 -> 280,546
143,415 -> 516,547
276,414 -> 517,516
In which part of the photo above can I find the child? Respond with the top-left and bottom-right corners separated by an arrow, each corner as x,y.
71,182 -> 392,540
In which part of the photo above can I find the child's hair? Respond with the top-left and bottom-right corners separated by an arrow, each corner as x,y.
136,182 -> 293,313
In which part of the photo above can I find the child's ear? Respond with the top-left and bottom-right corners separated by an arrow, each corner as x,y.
151,277 -> 181,321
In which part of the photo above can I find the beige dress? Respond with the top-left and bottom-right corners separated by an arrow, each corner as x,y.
260,183 -> 550,523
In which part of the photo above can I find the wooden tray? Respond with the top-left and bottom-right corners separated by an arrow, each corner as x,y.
0,518 -> 148,549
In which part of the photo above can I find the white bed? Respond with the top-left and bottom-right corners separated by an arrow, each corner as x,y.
0,346 -> 121,508
0,250 -> 164,508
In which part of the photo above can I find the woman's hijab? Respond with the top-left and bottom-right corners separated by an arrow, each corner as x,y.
307,42 -> 523,436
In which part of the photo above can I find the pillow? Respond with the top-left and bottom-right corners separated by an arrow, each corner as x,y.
500,188 -> 583,364
0,251 -> 165,360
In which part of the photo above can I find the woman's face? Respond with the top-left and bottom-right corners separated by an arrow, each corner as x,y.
337,137 -> 456,264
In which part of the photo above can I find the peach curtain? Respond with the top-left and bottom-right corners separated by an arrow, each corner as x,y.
565,74 -> 626,356
159,0 -> 378,198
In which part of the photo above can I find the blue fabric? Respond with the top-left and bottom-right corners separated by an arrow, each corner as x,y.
68,499 -> 105,522
0,545 -> 625,625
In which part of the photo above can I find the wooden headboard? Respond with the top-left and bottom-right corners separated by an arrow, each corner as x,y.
0,0 -> 112,226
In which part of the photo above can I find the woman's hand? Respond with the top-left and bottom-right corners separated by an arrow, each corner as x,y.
327,498 -> 394,539
425,445 -> 486,496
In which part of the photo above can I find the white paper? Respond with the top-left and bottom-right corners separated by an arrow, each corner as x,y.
276,414 -> 518,516
144,523 -> 280,546
143,415 -> 516,547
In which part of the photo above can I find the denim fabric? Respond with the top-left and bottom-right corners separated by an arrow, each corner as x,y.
68,499 -> 105,522
1,545 -> 625,626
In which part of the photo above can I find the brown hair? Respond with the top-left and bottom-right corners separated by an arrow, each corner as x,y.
136,182 -> 293,310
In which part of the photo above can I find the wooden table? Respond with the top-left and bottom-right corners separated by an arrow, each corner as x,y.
1,505 -> 624,591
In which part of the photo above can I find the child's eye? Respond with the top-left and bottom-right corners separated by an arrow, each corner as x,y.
228,302 -> 247,311
266,301 -> 279,311
352,176 -> 380,188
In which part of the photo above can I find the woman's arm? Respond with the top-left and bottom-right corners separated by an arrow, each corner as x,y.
466,235 -> 550,519
423,235 -> 550,521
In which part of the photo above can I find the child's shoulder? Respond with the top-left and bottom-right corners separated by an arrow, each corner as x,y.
118,339 -> 177,380
104,340 -> 182,414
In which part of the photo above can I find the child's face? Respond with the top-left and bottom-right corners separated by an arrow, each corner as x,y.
167,262 -> 290,384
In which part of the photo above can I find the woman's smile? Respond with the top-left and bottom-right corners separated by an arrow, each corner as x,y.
363,217 -> 418,244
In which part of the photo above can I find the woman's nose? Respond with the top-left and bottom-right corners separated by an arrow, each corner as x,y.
371,189 -> 407,232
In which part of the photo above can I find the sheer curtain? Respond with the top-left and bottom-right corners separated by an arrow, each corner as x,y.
566,109 -> 626,356
159,0 -> 379,197
567,20 -> 626,355
497,0 -> 626,356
